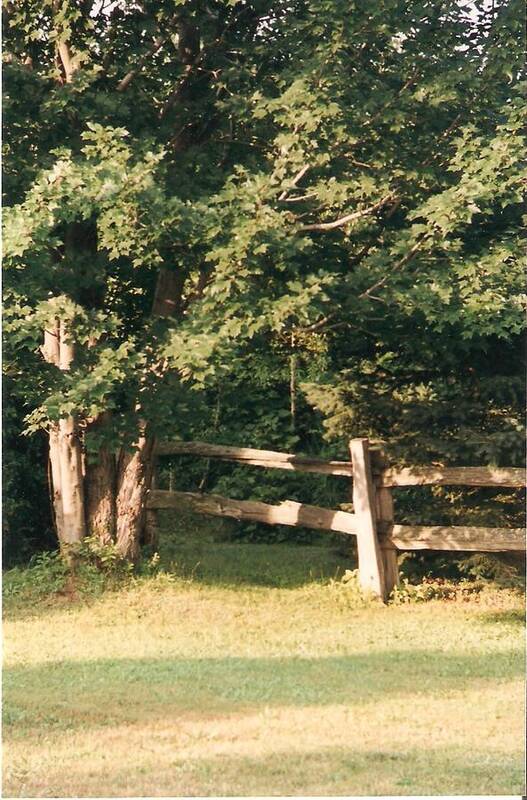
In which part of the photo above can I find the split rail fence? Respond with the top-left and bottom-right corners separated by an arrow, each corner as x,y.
147,438 -> 525,601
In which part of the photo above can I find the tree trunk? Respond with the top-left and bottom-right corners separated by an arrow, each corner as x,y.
110,265 -> 186,561
152,268 -> 185,317
43,323 -> 65,538
85,446 -> 116,544
57,320 -> 86,544
57,414 -> 86,544
115,429 -> 156,562
43,267 -> 184,560
43,319 -> 86,547
48,424 -> 65,537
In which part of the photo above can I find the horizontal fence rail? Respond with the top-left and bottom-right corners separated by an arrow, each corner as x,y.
379,466 -> 525,488
151,438 -> 526,601
156,441 -> 354,477
156,441 -> 525,487
148,490 -> 358,536
147,491 -> 526,553
382,525 -> 525,552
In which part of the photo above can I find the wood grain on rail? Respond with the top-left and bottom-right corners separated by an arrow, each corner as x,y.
148,489 -> 358,536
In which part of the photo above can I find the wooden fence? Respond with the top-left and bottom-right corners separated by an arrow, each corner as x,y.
147,438 -> 525,601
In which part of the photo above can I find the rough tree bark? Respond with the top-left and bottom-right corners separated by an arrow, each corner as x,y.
85,414 -> 116,545
115,428 -> 156,562
105,266 -> 185,561
57,320 -> 86,544
42,268 -> 187,561
43,322 -> 65,538
42,319 -> 86,547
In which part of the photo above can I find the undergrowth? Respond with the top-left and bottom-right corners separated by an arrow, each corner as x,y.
2,537 -> 154,605
3,539 -> 524,614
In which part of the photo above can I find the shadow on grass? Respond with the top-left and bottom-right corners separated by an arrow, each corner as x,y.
4,648 -> 523,733
4,743 -> 524,798
156,539 -> 354,589
476,608 -> 525,626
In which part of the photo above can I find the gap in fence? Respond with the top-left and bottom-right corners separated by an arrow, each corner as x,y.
153,506 -> 357,589
156,503 -> 356,551
154,454 -> 357,552
394,484 -> 526,530
157,454 -> 352,510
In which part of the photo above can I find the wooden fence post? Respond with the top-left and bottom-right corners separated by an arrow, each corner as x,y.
376,494 -> 399,599
349,438 -> 387,601
372,448 -> 399,598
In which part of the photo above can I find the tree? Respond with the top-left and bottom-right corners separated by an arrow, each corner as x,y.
3,0 -> 524,562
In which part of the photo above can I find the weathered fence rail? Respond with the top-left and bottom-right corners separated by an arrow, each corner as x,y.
155,440 -> 525,486
156,441 -> 355,476
383,525 -> 525,552
149,438 -> 525,601
378,465 -> 524,487
148,490 -> 358,536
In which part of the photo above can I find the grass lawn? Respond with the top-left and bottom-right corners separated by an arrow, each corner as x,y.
3,517 -> 526,797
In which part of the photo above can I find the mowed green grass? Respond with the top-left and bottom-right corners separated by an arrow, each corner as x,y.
3,524 -> 526,797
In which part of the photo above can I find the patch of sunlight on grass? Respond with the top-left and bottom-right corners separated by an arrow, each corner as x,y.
3,535 -> 525,797
3,686 -> 524,796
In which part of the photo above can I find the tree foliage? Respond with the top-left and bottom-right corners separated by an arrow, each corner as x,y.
3,0 -> 525,562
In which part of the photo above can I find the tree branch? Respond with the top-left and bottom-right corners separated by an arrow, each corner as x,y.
296,315 -> 333,332
159,4 -> 261,119
117,35 -> 167,92
56,39 -> 76,83
421,114 -> 463,167
159,65 -> 196,118
358,239 -> 424,298
298,194 -> 395,233
278,165 -> 310,201
281,192 -> 318,203
52,0 -> 77,84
